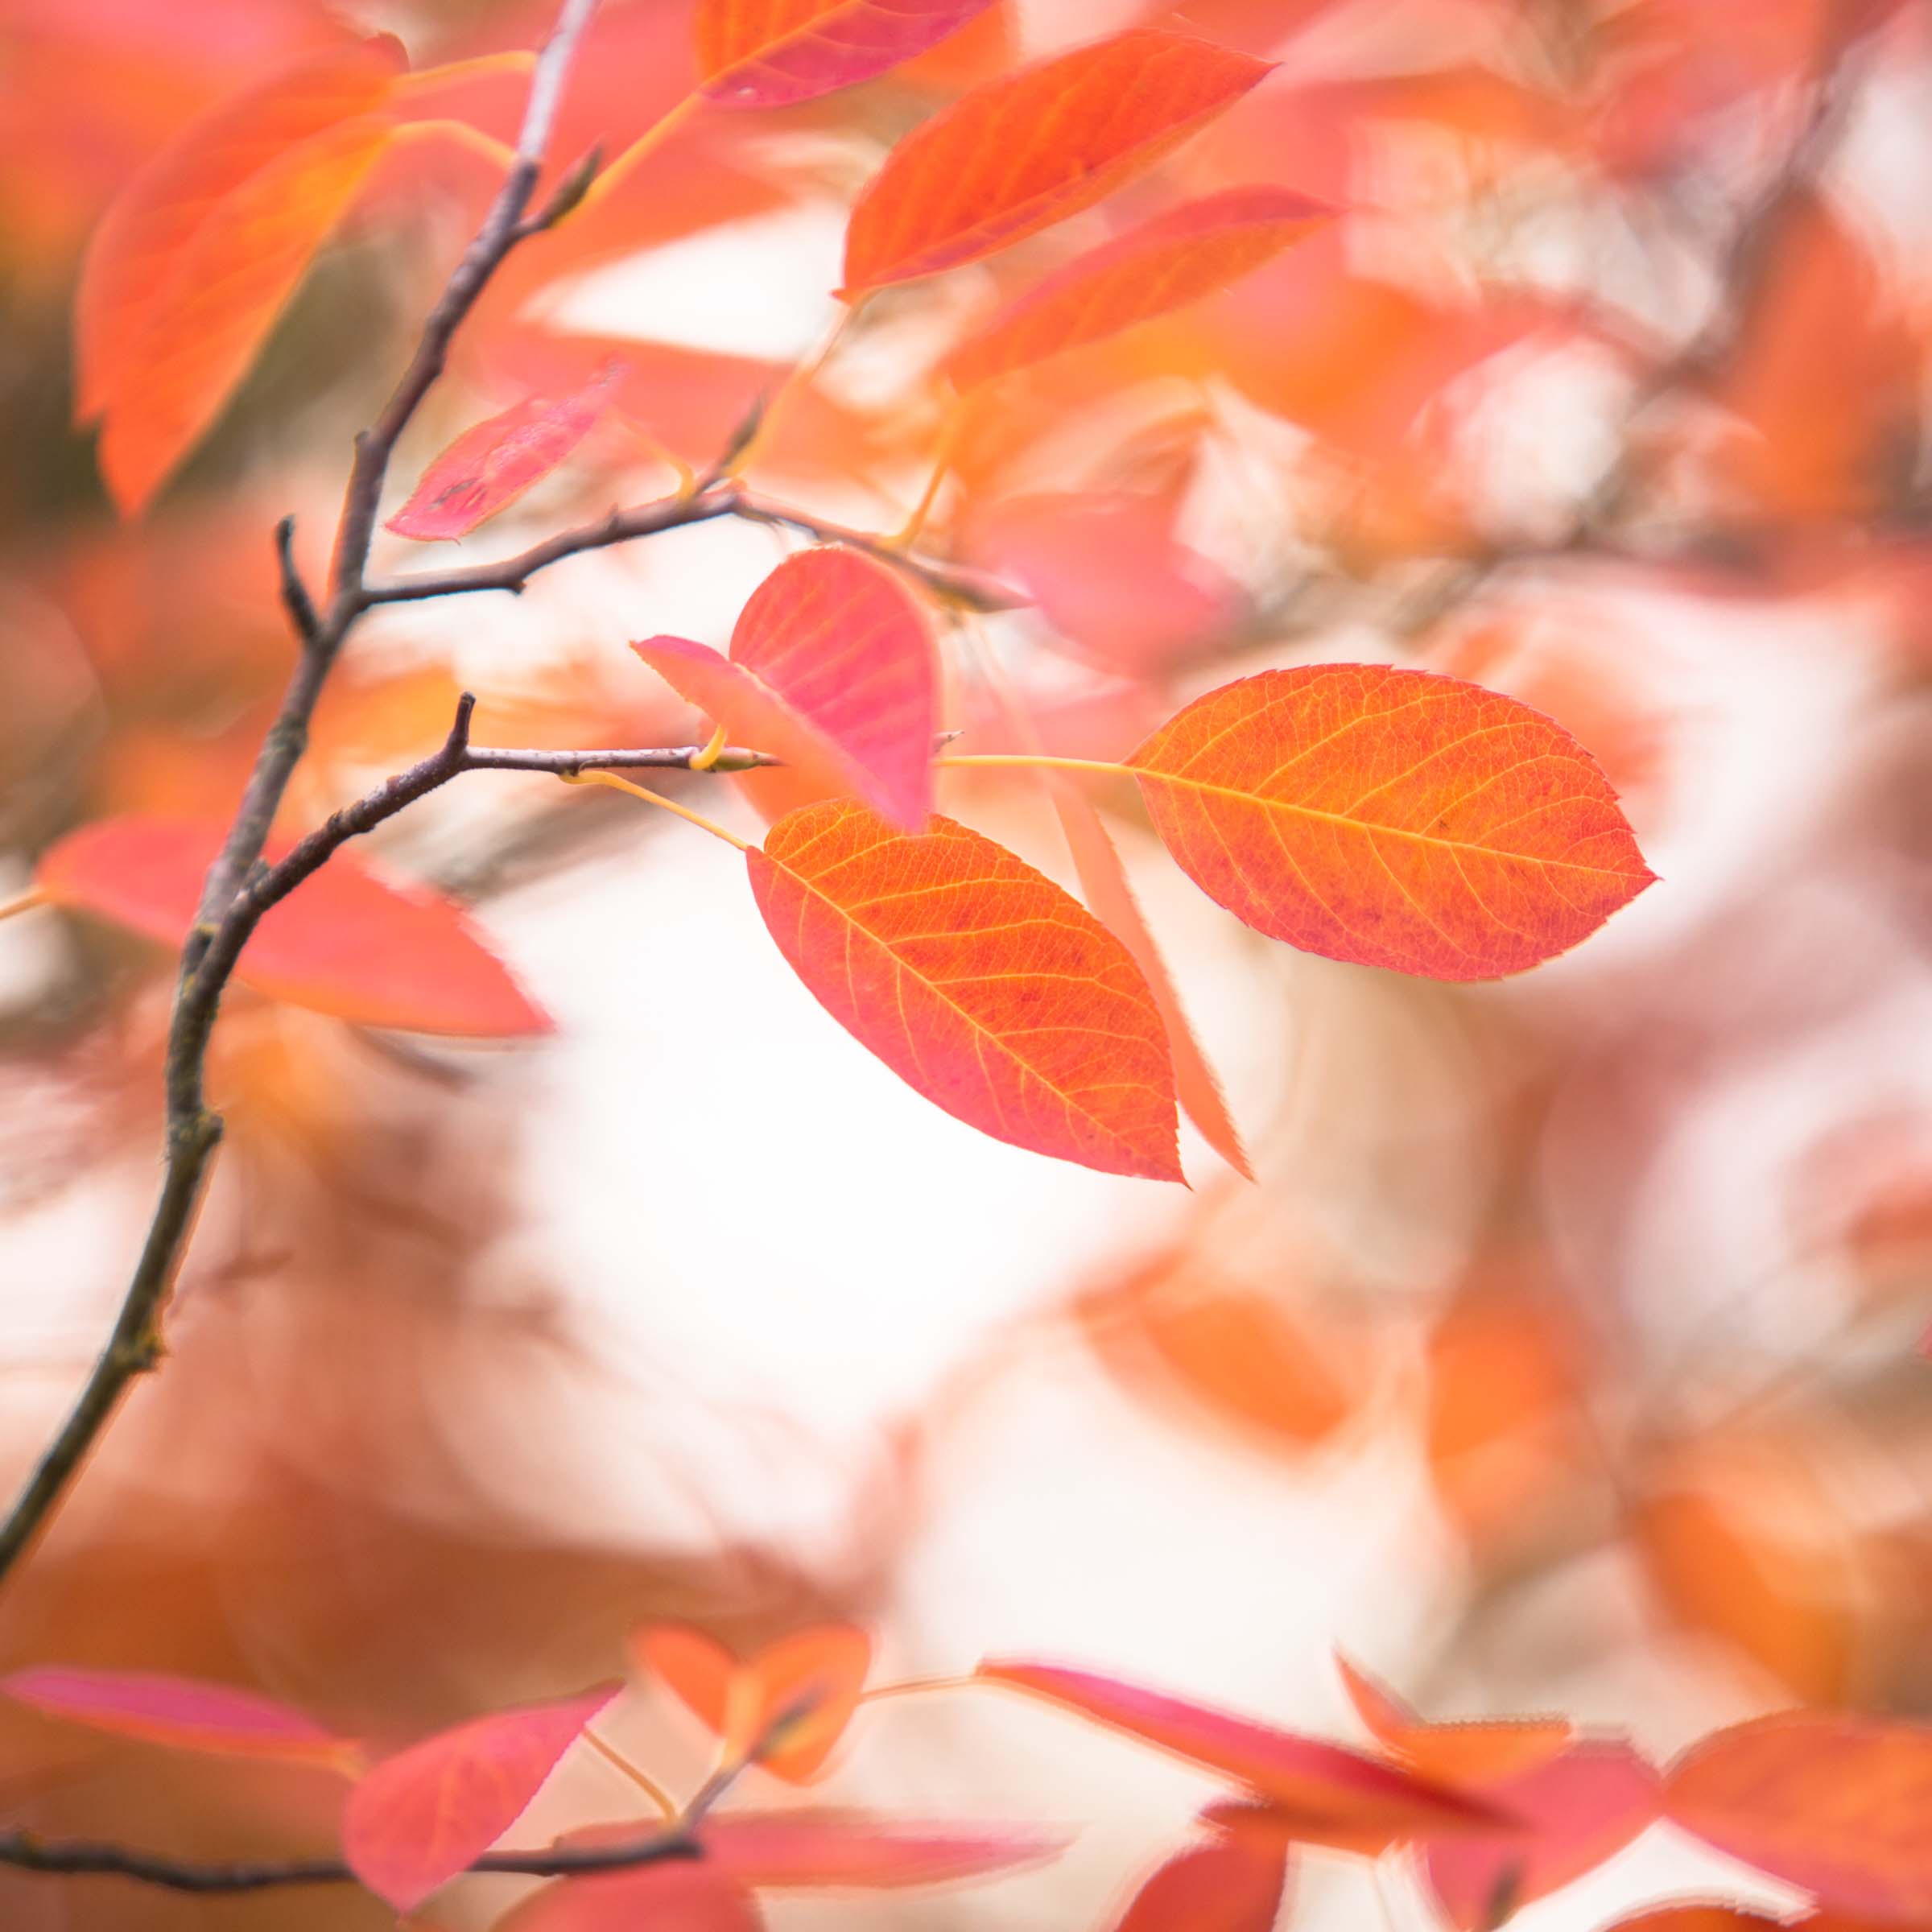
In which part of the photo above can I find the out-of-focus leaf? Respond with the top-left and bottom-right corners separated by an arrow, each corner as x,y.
633,547 -> 938,832
1667,1711 -> 1932,1925
1335,1655 -> 1574,1786
634,1623 -> 871,1784
1595,1911 -> 1790,1930
341,1685 -> 620,1912
1128,666 -> 1657,980
386,361 -> 624,541
80,38 -> 406,513
0,1666 -> 355,1769
1422,1740 -> 1662,1930
696,0 -> 1000,108
1110,1815 -> 1290,1931
748,803 -> 1183,1179
702,1810 -> 1069,1886
979,1662 -> 1507,1839
493,1864 -> 763,1931
947,186 -> 1332,390
38,816 -> 551,1038
73,36 -> 401,423
840,30 -> 1274,293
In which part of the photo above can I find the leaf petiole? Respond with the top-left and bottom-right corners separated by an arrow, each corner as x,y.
558,770 -> 749,851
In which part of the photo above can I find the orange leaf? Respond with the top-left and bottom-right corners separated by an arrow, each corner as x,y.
1666,1711 -> 1932,1924
73,37 -> 402,424
633,547 -> 938,832
341,1685 -> 620,1912
1335,1655 -> 1574,1787
386,361 -> 624,541
840,29 -> 1274,294
634,1623 -> 871,1783
1111,1818 -> 1290,1931
946,185 -> 1333,390
493,1864 -> 762,1931
696,0 -> 1001,108
92,87 -> 400,513
701,1810 -> 1067,1885
0,1666 -> 354,1769
980,1662 -> 1506,1839
1423,1740 -> 1662,1931
38,816 -> 550,1037
1129,666 -> 1656,980
747,803 -> 1182,1179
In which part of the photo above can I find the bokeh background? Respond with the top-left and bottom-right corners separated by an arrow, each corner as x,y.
3,0 -> 1932,1925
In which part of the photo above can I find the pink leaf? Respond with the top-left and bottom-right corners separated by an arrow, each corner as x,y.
697,0 -> 1000,109
633,547 -> 939,831
0,1666 -> 354,1769
386,361 -> 624,541
980,1662 -> 1505,1839
341,1686 -> 619,1913
1112,1815 -> 1290,1930
495,1863 -> 763,1931
1422,1740 -> 1662,1930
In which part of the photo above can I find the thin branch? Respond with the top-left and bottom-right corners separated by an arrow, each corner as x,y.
0,0 -> 604,1593
0,1826 -> 700,1896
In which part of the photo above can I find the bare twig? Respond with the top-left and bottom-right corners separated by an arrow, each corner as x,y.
0,0 -> 603,1591
0,1826 -> 699,1896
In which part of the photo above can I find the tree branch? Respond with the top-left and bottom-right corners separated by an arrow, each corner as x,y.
0,0 -> 604,1593
0,1826 -> 700,1896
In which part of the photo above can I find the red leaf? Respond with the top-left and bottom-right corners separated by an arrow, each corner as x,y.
1111,1818 -> 1290,1931
38,816 -> 550,1037
980,1662 -> 1506,1839
702,1810 -> 1068,1886
1666,1711 -> 1932,1925
696,0 -> 1000,109
341,1686 -> 620,1913
747,803 -> 1182,1179
1129,666 -> 1657,980
386,361 -> 624,541
73,37 -> 402,424
0,1666 -> 354,1769
633,1623 -> 872,1784
1335,1654 -> 1574,1787
1422,1740 -> 1662,1931
840,30 -> 1274,294
946,186 -> 1334,390
494,1864 -> 763,1931
633,547 -> 938,832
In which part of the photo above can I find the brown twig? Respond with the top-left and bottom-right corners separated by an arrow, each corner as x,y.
0,1826 -> 699,1896
0,0 -> 603,1591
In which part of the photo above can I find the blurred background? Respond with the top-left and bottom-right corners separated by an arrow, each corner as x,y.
3,0 -> 1932,1925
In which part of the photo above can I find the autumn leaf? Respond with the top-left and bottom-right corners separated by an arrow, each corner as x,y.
1335,1654 -> 1574,1786
946,186 -> 1334,390
633,547 -> 938,832
73,36 -> 402,425
78,39 -> 406,514
1596,1911 -> 1791,1930
1666,1711 -> 1932,1924
840,30 -> 1274,294
37,816 -> 551,1037
748,803 -> 1183,1179
701,1810 -> 1068,1886
1110,1817 -> 1290,1932
633,1622 -> 872,1783
979,1662 -> 1507,1839
0,1666 -> 356,1769
386,360 -> 625,541
341,1685 -> 620,1912
493,1863 -> 763,1931
1422,1740 -> 1662,1931
1128,666 -> 1657,980
696,0 -> 1001,109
